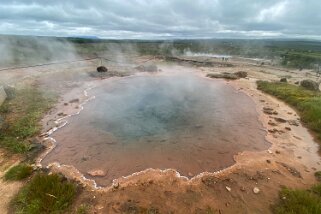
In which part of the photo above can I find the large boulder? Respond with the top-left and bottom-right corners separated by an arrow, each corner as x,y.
97,66 -> 108,73
300,79 -> 320,91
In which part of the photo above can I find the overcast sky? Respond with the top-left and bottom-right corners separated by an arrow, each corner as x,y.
0,0 -> 320,39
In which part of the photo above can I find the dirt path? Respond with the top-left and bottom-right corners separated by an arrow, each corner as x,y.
0,150 -> 23,214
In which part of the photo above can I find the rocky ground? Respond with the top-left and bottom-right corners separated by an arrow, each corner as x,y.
1,56 -> 321,213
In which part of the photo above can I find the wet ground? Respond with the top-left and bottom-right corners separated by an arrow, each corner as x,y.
43,71 -> 269,186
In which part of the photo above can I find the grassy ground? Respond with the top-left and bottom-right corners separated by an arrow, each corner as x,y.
0,86 -> 55,153
12,173 -> 77,214
273,184 -> 321,214
257,81 -> 321,141
4,164 -> 33,181
257,81 -> 321,213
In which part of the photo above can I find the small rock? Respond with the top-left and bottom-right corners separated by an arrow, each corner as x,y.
274,117 -> 287,123
288,120 -> 299,126
188,172 -> 193,177
293,135 -> 302,140
280,78 -> 287,82
268,121 -> 277,126
135,64 -> 158,72
285,127 -> 291,131
253,187 -> 260,194
268,128 -> 279,133
226,186 -> 231,192
278,162 -> 302,178
263,107 -> 274,114
113,182 -> 120,189
81,156 -> 89,161
275,150 -> 281,154
266,160 -> 271,164
87,169 -> 106,177
69,98 -> 80,103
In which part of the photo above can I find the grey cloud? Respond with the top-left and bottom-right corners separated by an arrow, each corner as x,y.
0,0 -> 320,39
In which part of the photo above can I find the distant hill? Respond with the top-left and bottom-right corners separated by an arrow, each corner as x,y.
67,35 -> 100,40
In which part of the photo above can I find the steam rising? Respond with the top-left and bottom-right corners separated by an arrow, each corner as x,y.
90,73 -> 208,140
0,36 -> 79,68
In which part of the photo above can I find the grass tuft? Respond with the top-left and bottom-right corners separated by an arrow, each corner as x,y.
4,164 -> 33,181
273,185 -> 321,214
257,81 -> 321,141
77,204 -> 90,214
13,173 -> 77,214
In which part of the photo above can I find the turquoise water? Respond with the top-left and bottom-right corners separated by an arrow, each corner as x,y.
90,74 -> 214,141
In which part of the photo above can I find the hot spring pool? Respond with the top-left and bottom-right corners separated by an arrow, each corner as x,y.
43,71 -> 269,186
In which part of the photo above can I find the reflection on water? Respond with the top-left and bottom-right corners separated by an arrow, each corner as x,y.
43,71 -> 269,186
